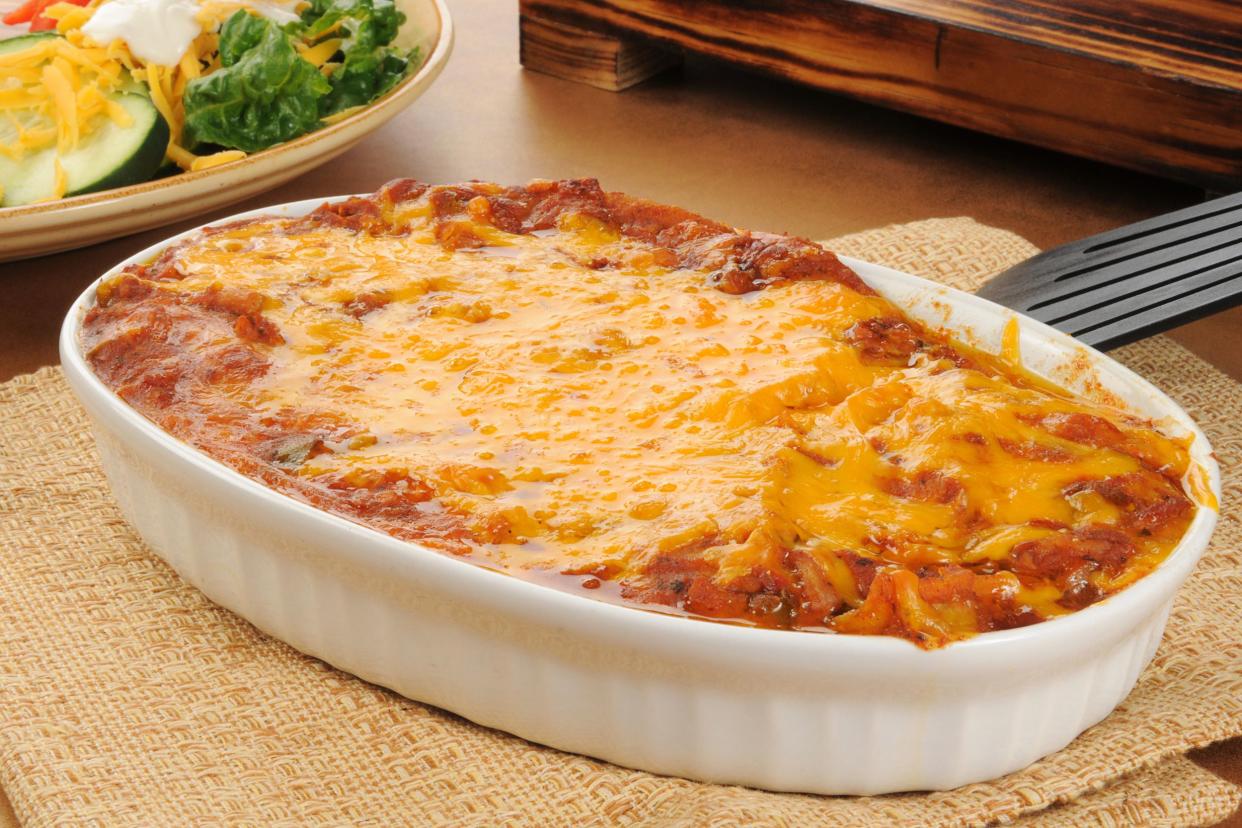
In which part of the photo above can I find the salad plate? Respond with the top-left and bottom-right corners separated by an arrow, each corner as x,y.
0,0 -> 451,261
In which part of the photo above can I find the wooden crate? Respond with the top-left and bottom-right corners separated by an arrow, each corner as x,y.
518,0 -> 1242,190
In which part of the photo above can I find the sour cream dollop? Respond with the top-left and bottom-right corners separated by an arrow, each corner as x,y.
82,0 -> 202,66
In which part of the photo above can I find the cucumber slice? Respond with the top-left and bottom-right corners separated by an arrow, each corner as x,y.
0,93 -> 170,207
0,32 -> 59,55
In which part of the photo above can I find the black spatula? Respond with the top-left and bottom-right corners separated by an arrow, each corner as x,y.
975,192 -> 1242,351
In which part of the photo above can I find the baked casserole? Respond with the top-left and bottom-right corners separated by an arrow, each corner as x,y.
81,179 -> 1205,647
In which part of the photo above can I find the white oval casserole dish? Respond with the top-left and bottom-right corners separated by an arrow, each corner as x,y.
59,197 -> 1221,795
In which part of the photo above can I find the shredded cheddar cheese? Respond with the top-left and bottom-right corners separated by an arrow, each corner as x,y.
1001,315 -> 1021,365
0,34 -> 130,162
41,62 -> 78,151
299,37 -> 342,68
188,147 -> 244,169
52,156 -> 66,196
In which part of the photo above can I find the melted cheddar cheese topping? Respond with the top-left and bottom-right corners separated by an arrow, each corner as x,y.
83,180 -> 1204,646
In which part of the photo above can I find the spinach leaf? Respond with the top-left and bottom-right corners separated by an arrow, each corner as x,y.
321,44 -> 414,114
217,10 -> 268,66
303,0 -> 401,45
300,0 -> 415,116
183,11 -> 330,153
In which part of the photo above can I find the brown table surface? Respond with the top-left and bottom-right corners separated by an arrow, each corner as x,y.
0,0 -> 1238,823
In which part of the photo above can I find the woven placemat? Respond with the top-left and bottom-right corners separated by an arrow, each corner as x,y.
0,218 -> 1239,827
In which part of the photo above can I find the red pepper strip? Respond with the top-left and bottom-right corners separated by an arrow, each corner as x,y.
2,0 -> 44,25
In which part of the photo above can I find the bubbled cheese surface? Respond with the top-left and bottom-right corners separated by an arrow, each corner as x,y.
161,201 -> 1195,613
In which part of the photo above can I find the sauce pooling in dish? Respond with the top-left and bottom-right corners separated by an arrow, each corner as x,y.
82,179 -> 1202,647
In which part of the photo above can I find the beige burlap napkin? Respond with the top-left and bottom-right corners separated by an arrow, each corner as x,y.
0,219 -> 1239,827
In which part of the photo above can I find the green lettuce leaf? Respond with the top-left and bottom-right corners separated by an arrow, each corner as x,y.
217,10 -> 269,66
320,45 -> 414,114
183,11 -> 330,153
300,0 -> 416,116
302,0 -> 402,44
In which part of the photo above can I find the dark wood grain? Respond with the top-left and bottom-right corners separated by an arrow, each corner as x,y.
518,0 -> 1242,189
866,0 -> 1240,86
519,11 -> 681,90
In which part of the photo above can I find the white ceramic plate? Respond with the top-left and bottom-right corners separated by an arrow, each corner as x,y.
60,197 -> 1221,795
0,0 -> 451,262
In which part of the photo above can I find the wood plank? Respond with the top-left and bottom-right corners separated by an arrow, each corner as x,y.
519,0 -> 1241,189
863,0 -> 1241,88
519,10 -> 681,91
